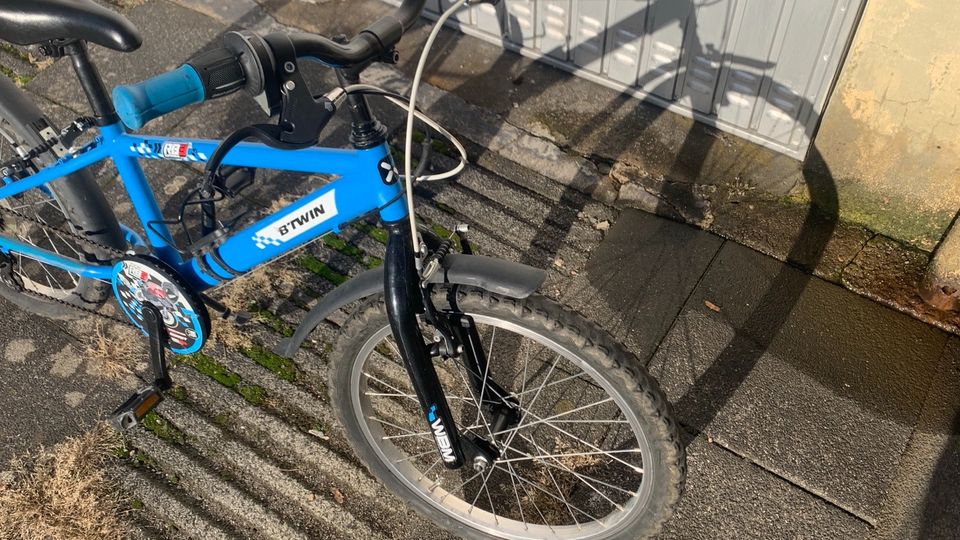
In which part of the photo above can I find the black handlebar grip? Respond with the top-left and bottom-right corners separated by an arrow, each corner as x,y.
185,47 -> 246,100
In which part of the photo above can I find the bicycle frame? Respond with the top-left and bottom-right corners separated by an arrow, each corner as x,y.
0,121 -> 407,291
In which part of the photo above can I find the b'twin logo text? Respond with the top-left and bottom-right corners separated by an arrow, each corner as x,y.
277,205 -> 326,236
252,190 -> 338,249
428,405 -> 456,463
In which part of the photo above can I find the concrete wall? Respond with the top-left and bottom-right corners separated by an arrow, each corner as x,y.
816,0 -> 960,250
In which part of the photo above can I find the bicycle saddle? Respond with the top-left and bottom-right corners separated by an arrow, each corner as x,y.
0,0 -> 142,52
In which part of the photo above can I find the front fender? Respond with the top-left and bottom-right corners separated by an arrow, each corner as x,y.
273,254 -> 546,358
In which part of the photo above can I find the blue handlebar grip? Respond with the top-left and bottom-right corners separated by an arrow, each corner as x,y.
112,65 -> 205,130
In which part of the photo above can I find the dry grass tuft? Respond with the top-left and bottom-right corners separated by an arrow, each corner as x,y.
217,262 -> 301,313
211,315 -> 254,350
0,425 -> 131,540
82,321 -> 145,379
210,261 -> 300,349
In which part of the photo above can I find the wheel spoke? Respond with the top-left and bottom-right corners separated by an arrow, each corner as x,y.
494,397 -> 615,439
504,459 -> 528,530
507,459 -> 551,531
418,456 -> 443,483
393,448 -> 437,464
492,464 -> 604,524
543,453 -> 581,528
497,448 -> 642,466
502,354 -> 561,451
439,469 -> 485,502
505,408 -> 644,474
473,326 -> 497,425
450,359 -> 498,441
521,432 -> 633,505
511,370 -> 590,399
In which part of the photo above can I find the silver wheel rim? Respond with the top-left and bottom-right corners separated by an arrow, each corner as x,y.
349,313 -> 655,539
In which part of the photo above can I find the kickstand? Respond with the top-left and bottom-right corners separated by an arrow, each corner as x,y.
201,293 -> 251,325
109,304 -> 172,431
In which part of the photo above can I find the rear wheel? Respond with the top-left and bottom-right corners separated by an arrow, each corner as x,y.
329,288 -> 685,539
0,80 -> 124,319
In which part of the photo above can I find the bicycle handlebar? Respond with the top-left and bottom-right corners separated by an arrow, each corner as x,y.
112,0 -> 427,130
291,0 -> 426,65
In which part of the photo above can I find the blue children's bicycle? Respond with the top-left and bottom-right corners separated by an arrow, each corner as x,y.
0,0 -> 685,537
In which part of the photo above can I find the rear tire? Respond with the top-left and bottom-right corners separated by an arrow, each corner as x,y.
0,77 -> 124,319
329,288 -> 686,539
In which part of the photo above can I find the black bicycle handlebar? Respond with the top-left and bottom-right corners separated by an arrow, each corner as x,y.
290,0 -> 427,66
113,0 -> 427,130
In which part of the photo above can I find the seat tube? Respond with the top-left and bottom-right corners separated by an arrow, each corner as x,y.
63,41 -> 120,126
109,143 -> 182,265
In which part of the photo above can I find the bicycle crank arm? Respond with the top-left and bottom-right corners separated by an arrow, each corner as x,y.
383,220 -> 466,469
109,304 -> 173,431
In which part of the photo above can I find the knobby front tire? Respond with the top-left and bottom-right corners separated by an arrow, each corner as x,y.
329,287 -> 685,540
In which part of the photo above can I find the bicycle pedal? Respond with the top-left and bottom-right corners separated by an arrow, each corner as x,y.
109,385 -> 164,431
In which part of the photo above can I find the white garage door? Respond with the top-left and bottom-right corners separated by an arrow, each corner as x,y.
389,0 -> 865,160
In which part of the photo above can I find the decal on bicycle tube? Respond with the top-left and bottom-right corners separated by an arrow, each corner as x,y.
378,157 -> 399,185
427,404 -> 456,463
252,190 -> 338,249
162,142 -> 191,159
111,257 -> 208,355
129,140 -> 208,162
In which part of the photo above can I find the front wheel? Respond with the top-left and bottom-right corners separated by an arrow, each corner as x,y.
329,288 -> 685,540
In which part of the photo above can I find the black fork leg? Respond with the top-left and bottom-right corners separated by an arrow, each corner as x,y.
448,311 -> 520,438
383,220 -> 465,469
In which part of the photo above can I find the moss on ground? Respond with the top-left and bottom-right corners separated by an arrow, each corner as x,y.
354,221 -> 389,244
784,181 -> 952,251
238,384 -> 268,406
167,385 -> 188,401
142,412 -> 186,445
323,234 -> 365,260
323,234 -> 381,269
297,254 -> 348,285
180,353 -> 241,389
250,303 -> 294,337
242,346 -> 300,382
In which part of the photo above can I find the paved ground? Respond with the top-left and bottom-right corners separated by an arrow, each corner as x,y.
0,0 -> 958,538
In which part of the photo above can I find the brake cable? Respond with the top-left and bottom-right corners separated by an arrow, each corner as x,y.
401,0 -> 469,265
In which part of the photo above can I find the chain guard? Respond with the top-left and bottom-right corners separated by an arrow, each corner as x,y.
112,256 -> 210,355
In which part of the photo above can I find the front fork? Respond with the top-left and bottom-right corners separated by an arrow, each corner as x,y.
383,220 -> 467,468
383,220 -> 514,470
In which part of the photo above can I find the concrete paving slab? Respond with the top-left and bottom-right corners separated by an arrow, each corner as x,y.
711,197 -> 874,284
659,435 -> 871,539
168,0 -> 259,25
842,235 -> 960,336
868,336 -> 960,539
648,241 -> 947,522
26,0 -> 226,134
561,209 -> 723,361
0,298 -> 129,463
